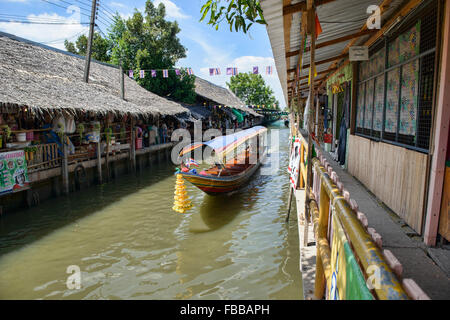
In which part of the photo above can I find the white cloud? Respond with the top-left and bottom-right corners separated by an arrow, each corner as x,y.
109,1 -> 126,8
154,0 -> 190,20
0,12 -> 88,51
197,56 -> 285,108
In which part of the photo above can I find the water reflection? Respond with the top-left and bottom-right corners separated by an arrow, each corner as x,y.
0,123 -> 302,300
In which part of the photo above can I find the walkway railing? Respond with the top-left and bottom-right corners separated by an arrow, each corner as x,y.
27,143 -> 60,173
296,132 -> 430,300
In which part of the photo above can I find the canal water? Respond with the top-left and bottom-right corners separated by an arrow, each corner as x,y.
0,122 -> 302,300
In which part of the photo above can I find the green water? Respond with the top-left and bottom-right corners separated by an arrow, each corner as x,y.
0,124 -> 302,300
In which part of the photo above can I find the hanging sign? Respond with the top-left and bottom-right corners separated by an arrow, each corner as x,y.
349,46 -> 369,61
288,137 -> 301,189
0,150 -> 30,195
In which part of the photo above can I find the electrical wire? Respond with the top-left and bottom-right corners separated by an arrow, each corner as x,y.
0,19 -> 90,25
40,0 -> 92,19
320,17 -> 370,24
98,1 -> 118,19
41,29 -> 88,44
44,0 -> 115,32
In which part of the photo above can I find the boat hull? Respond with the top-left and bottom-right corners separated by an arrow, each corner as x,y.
180,153 -> 266,195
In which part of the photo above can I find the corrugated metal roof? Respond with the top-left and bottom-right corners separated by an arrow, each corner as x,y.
260,0 -> 289,106
261,0 -> 406,101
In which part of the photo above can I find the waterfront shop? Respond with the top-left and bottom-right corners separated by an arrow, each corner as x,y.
266,0 -> 448,243
194,77 -> 264,130
0,33 -> 261,214
261,0 -> 450,299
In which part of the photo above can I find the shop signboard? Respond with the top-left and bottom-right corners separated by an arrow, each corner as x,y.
288,137 -> 301,189
0,150 -> 30,195
329,213 -> 374,300
349,46 -> 369,61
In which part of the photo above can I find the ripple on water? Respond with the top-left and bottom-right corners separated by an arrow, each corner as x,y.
0,125 -> 302,300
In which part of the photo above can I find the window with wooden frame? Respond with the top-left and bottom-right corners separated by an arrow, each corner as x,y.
355,1 -> 438,153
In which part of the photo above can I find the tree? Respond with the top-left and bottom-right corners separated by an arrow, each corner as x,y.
64,32 -> 110,62
227,72 -> 279,109
108,2 -> 194,102
200,0 -> 265,33
63,0 -> 196,104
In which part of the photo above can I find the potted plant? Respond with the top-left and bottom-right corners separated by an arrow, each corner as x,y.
24,146 -> 37,162
120,126 -> 127,141
0,125 -> 11,147
77,123 -> 85,140
93,122 -> 101,133
56,123 -> 65,140
105,127 -> 113,145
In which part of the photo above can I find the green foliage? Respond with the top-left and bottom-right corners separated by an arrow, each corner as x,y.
200,0 -> 266,33
111,1 -> 195,103
227,72 -> 279,109
63,0 -> 195,104
24,146 -> 38,153
64,32 -> 110,62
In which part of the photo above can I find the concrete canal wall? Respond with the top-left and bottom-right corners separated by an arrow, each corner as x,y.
0,143 -> 175,215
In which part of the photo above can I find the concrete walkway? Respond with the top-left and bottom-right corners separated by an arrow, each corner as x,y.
293,189 -> 316,300
319,151 -> 450,300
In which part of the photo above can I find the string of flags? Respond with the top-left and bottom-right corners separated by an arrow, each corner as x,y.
209,66 -> 274,76
128,68 -> 195,79
127,65 -> 274,79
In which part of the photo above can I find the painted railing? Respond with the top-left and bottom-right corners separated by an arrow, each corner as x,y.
27,143 -> 61,173
296,133 -> 430,300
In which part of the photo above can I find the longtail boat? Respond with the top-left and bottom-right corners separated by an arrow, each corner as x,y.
178,126 -> 268,195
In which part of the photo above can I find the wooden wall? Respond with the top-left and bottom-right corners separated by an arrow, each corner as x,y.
439,167 -> 450,241
347,135 -> 428,234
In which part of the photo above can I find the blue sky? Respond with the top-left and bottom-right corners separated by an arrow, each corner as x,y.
0,0 -> 285,108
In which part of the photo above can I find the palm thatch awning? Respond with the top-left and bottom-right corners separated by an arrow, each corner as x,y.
0,32 -> 190,118
194,77 -> 262,117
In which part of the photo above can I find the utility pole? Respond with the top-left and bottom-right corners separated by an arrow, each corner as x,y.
120,60 -> 125,100
83,0 -> 98,83
305,0 -> 316,246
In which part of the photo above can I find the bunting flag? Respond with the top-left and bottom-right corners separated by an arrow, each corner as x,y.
175,69 -> 181,76
129,70 -> 134,78
266,66 -> 273,75
308,65 -> 317,85
151,70 -> 157,77
139,70 -> 145,78
226,67 -> 238,75
209,68 -> 214,76
315,13 -> 323,39
253,66 -> 259,74
297,35 -> 308,80
163,69 -> 169,78
187,68 -> 194,75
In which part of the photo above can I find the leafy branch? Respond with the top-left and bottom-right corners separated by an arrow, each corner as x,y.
200,0 -> 266,33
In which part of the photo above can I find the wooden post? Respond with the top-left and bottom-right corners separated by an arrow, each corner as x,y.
83,0 -> 97,83
300,143 -> 305,189
286,186 -> 294,222
305,0 -> 316,247
315,178 -> 330,299
62,134 -> 69,195
120,62 -> 125,100
424,0 -> 450,246
105,117 -> 110,182
96,139 -> 102,184
131,118 -> 136,173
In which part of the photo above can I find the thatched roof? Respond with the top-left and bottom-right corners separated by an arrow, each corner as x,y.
0,32 -> 190,117
194,77 -> 262,117
183,105 -> 212,120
